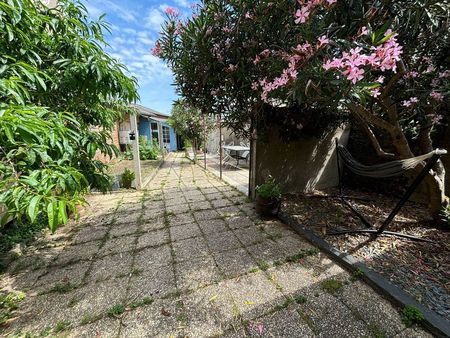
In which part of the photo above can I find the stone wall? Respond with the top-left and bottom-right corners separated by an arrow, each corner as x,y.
255,126 -> 350,193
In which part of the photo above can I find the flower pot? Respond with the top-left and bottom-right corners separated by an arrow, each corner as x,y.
255,195 -> 280,216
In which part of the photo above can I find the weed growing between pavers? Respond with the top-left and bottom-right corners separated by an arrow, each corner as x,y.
130,297 -> 154,309
401,305 -> 424,327
320,278 -> 343,294
0,291 -> 25,325
53,320 -> 71,333
81,312 -> 103,325
50,282 -> 79,294
257,260 -> 269,271
368,323 -> 387,338
273,297 -> 294,311
294,295 -> 307,304
350,268 -> 365,282
107,303 -> 126,317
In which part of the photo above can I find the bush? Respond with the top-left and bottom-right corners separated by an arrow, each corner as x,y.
401,305 -> 424,327
255,175 -> 281,199
121,169 -> 135,189
139,137 -> 160,160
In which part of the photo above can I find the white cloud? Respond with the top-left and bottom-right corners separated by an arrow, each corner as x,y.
84,3 -> 103,18
87,0 -> 137,22
174,0 -> 190,8
145,8 -> 165,31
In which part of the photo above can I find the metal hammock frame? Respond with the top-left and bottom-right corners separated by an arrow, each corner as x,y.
329,139 -> 447,242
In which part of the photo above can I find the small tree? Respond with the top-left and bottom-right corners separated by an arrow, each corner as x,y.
0,0 -> 138,231
169,100 -> 214,163
157,1 -> 449,217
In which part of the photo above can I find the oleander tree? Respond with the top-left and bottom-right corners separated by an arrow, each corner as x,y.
0,0 -> 138,231
156,1 -> 449,217
169,100 -> 215,163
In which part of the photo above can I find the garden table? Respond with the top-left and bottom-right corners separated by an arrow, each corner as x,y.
222,145 -> 250,167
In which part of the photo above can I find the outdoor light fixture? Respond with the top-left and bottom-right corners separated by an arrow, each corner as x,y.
129,131 -> 136,141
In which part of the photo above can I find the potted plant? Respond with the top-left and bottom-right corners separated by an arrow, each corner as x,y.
255,175 -> 282,216
121,168 -> 135,189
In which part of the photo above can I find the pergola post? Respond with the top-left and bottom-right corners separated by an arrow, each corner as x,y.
219,114 -> 223,180
130,114 -> 142,189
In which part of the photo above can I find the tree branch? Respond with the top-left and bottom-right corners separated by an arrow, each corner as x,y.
346,102 -> 395,132
352,112 -> 397,159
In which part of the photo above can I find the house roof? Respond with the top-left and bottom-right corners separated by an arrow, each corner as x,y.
132,104 -> 170,120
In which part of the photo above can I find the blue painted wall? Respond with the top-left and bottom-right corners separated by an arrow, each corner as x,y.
138,116 -> 178,152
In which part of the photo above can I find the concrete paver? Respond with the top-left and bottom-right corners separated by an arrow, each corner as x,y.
0,153 -> 432,337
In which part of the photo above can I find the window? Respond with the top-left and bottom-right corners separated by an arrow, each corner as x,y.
162,126 -> 170,144
150,122 -> 159,142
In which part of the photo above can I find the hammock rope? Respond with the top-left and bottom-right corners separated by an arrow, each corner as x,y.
337,145 -> 446,178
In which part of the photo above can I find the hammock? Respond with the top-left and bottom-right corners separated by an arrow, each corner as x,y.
330,140 -> 447,242
337,145 -> 446,178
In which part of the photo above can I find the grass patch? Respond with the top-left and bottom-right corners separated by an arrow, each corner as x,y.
80,312 -> 103,325
320,278 -> 343,294
294,295 -> 307,304
0,291 -> 25,325
54,320 -> 71,333
350,268 -> 364,282
107,303 -> 125,317
51,282 -> 78,294
368,323 -> 386,338
257,260 -> 269,271
286,248 -> 320,263
401,305 -> 424,327
274,297 -> 293,311
248,267 -> 259,273
130,297 -> 154,309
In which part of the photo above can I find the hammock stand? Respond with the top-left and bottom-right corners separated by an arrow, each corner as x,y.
329,139 -> 447,242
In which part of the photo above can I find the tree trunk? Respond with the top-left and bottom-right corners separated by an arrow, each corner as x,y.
192,139 -> 197,163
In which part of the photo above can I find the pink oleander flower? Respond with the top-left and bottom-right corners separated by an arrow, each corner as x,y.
294,7 -> 310,24
430,91 -> 444,102
245,12 -> 253,19
360,26 -> 369,36
227,64 -> 237,72
317,35 -> 329,47
327,0 -> 337,4
165,6 -> 178,16
151,42 -> 161,56
404,71 -> 418,79
251,82 -> 259,90
222,27 -> 232,33
343,66 -> 364,84
427,113 -> 443,124
376,76 -> 385,83
371,88 -> 381,98
439,70 -> 450,78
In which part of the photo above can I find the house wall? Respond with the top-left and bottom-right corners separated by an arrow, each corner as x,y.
138,117 -> 178,152
255,125 -> 350,193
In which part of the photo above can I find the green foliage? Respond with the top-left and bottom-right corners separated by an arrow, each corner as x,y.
0,291 -> 25,325
0,218 -> 47,255
139,136 -> 160,160
255,176 -> 281,199
107,303 -> 125,317
401,305 -> 424,327
320,278 -> 343,294
0,0 -> 138,232
168,100 -> 214,159
121,168 -> 135,189
123,145 -> 133,160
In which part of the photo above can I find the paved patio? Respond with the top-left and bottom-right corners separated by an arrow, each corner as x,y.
1,153 -> 432,337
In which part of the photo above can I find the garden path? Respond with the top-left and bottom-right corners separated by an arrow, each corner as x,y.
1,153 -> 432,337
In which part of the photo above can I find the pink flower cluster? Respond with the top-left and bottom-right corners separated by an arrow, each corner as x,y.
253,42 -> 316,102
253,49 -> 272,64
430,91 -> 444,102
294,0 -> 337,24
402,97 -> 419,108
151,41 -> 161,56
165,6 -> 179,16
323,32 -> 403,84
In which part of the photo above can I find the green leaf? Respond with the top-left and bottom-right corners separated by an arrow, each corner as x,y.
58,200 -> 68,224
47,200 -> 57,232
27,195 -> 42,223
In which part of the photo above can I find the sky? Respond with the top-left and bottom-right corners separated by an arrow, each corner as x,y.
83,0 -> 193,115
